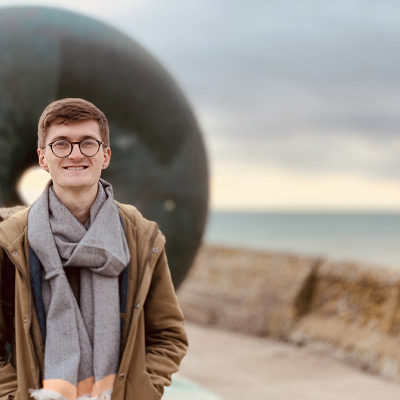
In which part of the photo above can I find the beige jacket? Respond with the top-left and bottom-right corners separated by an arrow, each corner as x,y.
0,202 -> 188,400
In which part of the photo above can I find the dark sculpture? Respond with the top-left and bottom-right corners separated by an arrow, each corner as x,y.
0,6 -> 209,287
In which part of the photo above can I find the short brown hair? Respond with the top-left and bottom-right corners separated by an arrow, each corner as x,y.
37,98 -> 110,148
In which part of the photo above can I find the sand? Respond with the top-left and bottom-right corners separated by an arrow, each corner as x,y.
178,322 -> 400,400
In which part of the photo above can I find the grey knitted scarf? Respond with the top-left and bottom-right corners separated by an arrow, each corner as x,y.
28,179 -> 130,400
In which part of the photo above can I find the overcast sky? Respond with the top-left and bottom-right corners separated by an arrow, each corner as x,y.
4,0 -> 400,210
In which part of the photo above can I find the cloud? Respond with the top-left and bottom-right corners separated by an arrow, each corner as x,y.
2,0 -> 400,209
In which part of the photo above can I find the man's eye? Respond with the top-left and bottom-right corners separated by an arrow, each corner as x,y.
54,140 -> 70,148
81,140 -> 97,148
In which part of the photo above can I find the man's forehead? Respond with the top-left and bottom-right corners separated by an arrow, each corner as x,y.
50,118 -> 99,128
46,119 -> 101,138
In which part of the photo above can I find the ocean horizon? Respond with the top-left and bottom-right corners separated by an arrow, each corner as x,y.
204,211 -> 400,269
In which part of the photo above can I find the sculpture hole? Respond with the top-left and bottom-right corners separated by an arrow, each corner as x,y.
17,166 -> 50,205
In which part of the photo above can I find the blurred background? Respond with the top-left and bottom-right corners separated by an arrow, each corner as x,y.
3,2 -> 400,399
5,0 -> 400,267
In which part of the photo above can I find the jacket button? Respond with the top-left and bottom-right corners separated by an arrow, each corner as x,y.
135,302 -> 140,309
118,373 -> 125,381
23,318 -> 28,323
152,247 -> 158,254
12,251 -> 17,256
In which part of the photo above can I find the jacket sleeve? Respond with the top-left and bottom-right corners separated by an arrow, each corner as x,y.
0,249 -> 18,399
143,248 -> 188,396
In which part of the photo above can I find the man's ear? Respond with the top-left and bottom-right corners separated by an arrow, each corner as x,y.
102,147 -> 111,169
37,148 -> 49,172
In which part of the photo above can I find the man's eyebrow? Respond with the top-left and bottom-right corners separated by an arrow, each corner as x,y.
50,135 -> 98,141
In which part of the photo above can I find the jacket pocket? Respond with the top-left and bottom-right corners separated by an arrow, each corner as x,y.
144,372 -> 161,400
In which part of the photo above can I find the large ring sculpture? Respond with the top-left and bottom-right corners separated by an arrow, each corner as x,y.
0,6 -> 209,287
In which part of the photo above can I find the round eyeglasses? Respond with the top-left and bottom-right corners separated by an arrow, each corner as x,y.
42,139 -> 105,158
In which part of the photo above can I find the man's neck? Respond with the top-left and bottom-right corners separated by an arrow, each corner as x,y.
52,184 -> 99,224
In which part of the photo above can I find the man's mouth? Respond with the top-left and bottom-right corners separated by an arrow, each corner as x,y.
63,166 -> 88,171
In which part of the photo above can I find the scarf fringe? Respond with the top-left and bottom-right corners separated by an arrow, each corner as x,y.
29,389 -> 112,400
78,390 -> 112,400
29,389 -> 68,400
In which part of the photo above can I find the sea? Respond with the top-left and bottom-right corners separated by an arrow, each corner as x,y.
204,211 -> 400,270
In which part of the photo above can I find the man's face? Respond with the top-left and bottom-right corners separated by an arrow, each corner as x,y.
37,119 -> 111,194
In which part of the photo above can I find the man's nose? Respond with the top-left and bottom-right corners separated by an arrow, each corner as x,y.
68,143 -> 83,158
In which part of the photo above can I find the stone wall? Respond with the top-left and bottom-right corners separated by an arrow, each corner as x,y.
178,244 -> 400,381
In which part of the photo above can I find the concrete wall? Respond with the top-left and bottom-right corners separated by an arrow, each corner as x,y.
178,244 -> 400,381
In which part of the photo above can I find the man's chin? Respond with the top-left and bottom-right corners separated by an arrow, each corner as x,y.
55,180 -> 98,191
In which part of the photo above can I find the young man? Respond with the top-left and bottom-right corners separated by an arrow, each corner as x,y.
0,98 -> 188,400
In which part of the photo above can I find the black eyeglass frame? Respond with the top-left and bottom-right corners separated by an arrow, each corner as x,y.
42,139 -> 105,158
